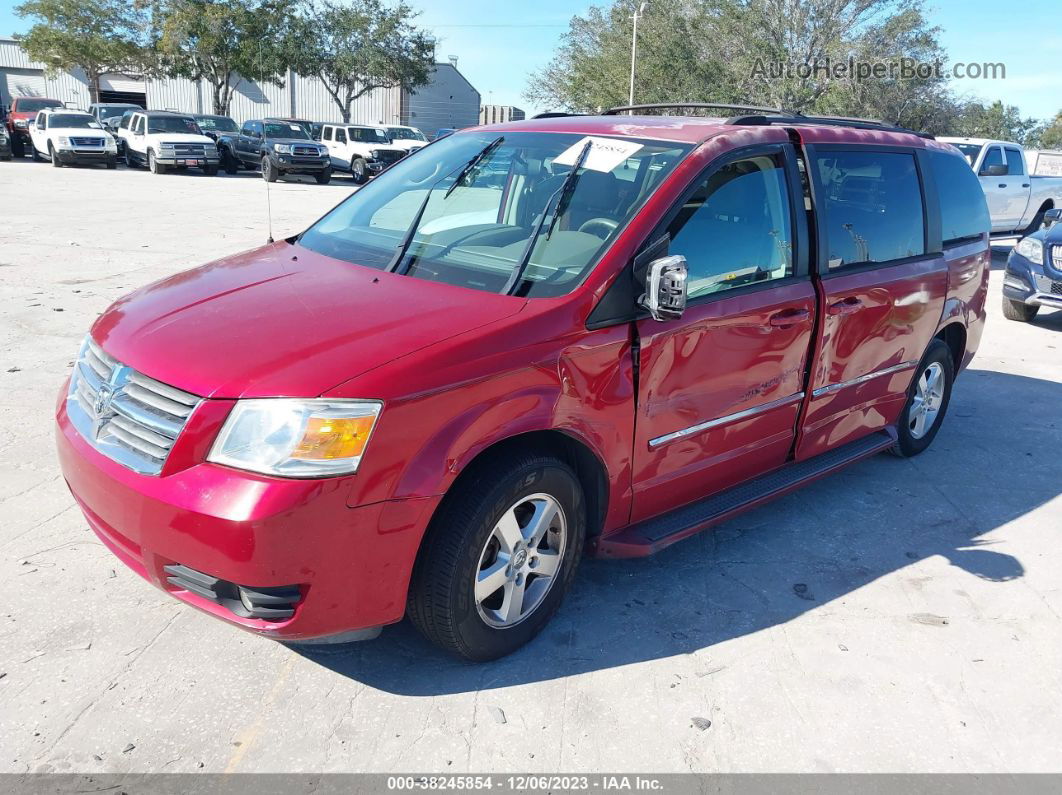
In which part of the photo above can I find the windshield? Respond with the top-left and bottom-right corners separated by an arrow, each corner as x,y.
264,122 -> 310,139
387,126 -> 426,142
16,98 -> 62,113
49,114 -> 99,129
953,143 -> 983,166
147,116 -> 201,134
197,116 -> 238,132
98,106 -> 135,120
298,131 -> 691,297
346,127 -> 389,143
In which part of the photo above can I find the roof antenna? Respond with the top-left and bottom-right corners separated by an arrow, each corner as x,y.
264,175 -> 275,243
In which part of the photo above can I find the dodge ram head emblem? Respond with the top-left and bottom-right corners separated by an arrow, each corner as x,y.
93,383 -> 114,418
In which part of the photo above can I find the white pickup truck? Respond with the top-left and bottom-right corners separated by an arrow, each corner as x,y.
939,137 -> 1062,235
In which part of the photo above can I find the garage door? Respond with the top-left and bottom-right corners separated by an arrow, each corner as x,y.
2,69 -> 47,105
99,73 -> 145,93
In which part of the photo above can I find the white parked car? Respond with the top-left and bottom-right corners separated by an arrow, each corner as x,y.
318,123 -> 405,183
117,110 -> 220,175
382,125 -> 428,154
940,137 -> 1062,235
28,109 -> 117,168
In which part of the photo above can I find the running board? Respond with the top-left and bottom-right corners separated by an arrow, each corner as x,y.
592,430 -> 895,558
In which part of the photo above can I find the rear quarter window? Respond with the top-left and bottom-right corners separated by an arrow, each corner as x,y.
815,150 -> 926,269
930,150 -> 991,245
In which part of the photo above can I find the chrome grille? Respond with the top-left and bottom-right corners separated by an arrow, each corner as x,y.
374,148 -> 403,165
161,141 -> 207,156
66,337 -> 200,475
1052,245 -> 1062,271
292,145 -> 321,157
71,136 -> 106,147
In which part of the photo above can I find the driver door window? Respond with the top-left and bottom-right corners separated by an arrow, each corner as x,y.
667,154 -> 794,298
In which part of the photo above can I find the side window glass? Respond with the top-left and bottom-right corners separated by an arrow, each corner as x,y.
979,146 -> 1004,175
667,153 -> 794,298
323,127 -> 332,141
240,122 -> 253,137
37,113 -> 46,129
336,129 -> 347,144
930,150 -> 991,245
816,150 -> 925,269
1004,148 -> 1024,176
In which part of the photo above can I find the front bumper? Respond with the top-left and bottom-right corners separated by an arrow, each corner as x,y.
56,394 -> 438,642
1004,249 -> 1062,309
275,154 -> 330,173
156,153 -> 220,167
56,148 -> 116,164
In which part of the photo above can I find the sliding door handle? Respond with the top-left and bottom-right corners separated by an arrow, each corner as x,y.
768,308 -> 811,327
827,297 -> 864,316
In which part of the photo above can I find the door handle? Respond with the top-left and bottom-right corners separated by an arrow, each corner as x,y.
768,308 -> 811,327
1022,183 -> 1031,188
998,183 -> 1007,188
827,297 -> 864,316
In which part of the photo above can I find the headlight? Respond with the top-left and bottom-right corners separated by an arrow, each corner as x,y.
57,136 -> 72,148
273,143 -> 293,154
104,137 -> 116,150
14,119 -> 28,128
208,399 -> 382,477
1016,237 -> 1044,265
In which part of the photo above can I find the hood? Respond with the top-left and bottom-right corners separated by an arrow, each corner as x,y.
268,137 -> 321,146
91,242 -> 525,399
51,126 -> 108,136
388,139 -> 424,152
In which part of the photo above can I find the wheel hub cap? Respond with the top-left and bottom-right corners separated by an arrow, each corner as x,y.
909,361 -> 945,440
474,493 -> 567,628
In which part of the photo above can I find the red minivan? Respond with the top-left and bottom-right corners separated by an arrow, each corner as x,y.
56,106 -> 990,660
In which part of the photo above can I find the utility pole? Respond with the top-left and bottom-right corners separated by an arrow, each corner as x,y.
628,1 -> 649,113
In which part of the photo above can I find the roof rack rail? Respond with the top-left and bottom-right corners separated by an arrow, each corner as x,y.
726,112 -> 934,140
603,102 -> 784,116
531,112 -> 587,119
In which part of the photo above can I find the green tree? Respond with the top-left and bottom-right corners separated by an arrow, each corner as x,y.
158,0 -> 293,114
288,0 -> 434,123
953,100 -> 1041,145
1033,111 -> 1062,149
15,0 -> 150,103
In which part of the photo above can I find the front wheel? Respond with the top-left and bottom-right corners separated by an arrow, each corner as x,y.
1002,297 -> 1039,322
105,157 -> 117,170
261,157 -> 278,182
350,157 -> 368,184
408,452 -> 586,661
222,149 -> 238,174
50,144 -> 62,168
125,148 -> 136,168
31,143 -> 43,162
148,149 -> 165,174
203,164 -> 218,176
891,339 -> 954,458
315,167 -> 332,185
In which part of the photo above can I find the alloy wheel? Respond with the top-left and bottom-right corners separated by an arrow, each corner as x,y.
909,361 -> 945,439
474,493 -> 567,628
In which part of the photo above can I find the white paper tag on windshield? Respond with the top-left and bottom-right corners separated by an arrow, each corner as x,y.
290,124 -> 301,131
553,136 -> 644,173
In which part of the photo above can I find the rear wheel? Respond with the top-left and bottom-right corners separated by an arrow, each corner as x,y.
1002,296 -> 1039,322
890,339 -> 953,458
1022,204 -> 1051,236
351,157 -> 368,184
203,164 -> 218,176
408,452 -> 585,661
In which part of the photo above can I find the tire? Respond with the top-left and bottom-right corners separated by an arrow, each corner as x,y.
50,144 -> 62,168
222,150 -> 238,175
203,164 -> 218,176
261,157 -> 278,182
11,137 -> 24,158
148,149 -> 165,174
350,157 -> 368,184
31,144 -> 43,162
1022,205 -> 1051,236
125,148 -> 137,168
408,451 -> 586,661
1002,296 -> 1039,322
106,157 -> 117,170
890,339 -> 954,458
315,167 -> 331,185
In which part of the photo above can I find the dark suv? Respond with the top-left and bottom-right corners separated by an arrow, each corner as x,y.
217,118 -> 331,183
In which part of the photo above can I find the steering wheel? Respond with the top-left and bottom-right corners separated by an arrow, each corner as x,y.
577,217 -> 619,239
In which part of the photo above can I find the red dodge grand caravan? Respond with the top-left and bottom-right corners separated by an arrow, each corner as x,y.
57,106 -> 990,660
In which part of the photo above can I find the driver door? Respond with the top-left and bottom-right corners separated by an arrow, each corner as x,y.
631,142 -> 816,522
29,112 -> 47,153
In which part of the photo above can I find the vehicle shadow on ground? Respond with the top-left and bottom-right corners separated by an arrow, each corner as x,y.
296,369 -> 1061,694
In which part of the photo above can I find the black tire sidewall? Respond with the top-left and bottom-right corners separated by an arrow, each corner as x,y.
352,158 -> 367,183
894,340 -> 954,457
421,460 -> 585,661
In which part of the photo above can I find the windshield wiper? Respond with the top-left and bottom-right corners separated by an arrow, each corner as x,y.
501,139 -> 593,295
444,136 -> 504,198
386,136 -> 505,273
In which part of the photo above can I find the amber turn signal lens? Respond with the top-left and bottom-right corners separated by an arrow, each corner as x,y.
291,415 -> 376,460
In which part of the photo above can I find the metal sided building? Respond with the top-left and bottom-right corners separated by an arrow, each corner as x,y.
0,39 -> 481,137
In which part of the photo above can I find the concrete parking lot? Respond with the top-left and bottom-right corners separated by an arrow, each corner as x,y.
2,157 -> 1061,774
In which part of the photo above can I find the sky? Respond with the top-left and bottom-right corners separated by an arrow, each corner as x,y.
1,0 -> 1058,121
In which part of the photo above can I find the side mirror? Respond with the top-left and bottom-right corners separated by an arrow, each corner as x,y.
640,255 -> 688,321
1043,208 -> 1062,229
980,164 -> 1007,177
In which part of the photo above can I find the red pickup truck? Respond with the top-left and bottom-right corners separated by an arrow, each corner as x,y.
5,96 -> 64,157
56,106 -> 990,661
